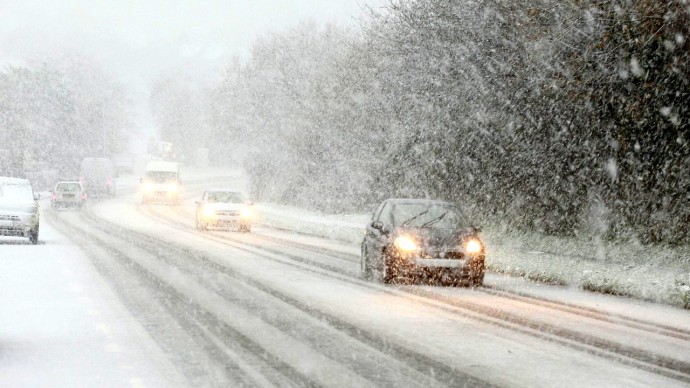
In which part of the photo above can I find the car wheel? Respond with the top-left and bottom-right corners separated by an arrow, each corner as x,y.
470,272 -> 484,287
29,227 -> 39,245
361,245 -> 374,281
377,254 -> 394,284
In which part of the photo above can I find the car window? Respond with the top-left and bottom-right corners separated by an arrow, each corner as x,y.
372,201 -> 386,221
146,171 -> 177,182
377,202 -> 392,225
0,183 -> 34,202
391,203 -> 464,228
208,191 -> 245,203
56,183 -> 81,192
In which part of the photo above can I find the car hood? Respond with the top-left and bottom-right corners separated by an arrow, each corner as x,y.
393,227 -> 477,249
203,203 -> 245,211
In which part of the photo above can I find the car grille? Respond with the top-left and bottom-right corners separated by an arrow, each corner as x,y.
420,250 -> 464,260
217,210 -> 239,216
0,215 -> 21,222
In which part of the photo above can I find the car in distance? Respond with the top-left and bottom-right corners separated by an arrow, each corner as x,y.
80,157 -> 116,198
141,161 -> 180,204
51,181 -> 86,209
0,177 -> 40,244
195,190 -> 253,232
361,198 -> 484,286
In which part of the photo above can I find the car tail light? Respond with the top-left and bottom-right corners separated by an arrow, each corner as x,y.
51,192 -> 57,200
82,193 -> 88,201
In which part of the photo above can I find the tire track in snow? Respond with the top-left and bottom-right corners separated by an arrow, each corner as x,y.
139,202 -> 690,384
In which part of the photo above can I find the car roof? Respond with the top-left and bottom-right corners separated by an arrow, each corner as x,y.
56,181 -> 82,185
0,177 -> 31,185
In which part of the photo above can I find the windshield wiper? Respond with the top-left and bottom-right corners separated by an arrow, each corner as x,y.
420,212 -> 447,228
401,209 -> 429,227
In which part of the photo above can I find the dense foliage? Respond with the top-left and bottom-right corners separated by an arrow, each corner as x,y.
0,56 -> 130,181
151,0 -> 689,243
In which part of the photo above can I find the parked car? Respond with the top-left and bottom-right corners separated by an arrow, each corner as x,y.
361,198 -> 484,286
80,157 -> 116,198
141,161 -> 180,204
0,177 -> 40,244
195,189 -> 253,232
51,181 -> 86,209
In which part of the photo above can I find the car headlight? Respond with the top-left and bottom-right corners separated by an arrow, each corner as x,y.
202,206 -> 216,218
394,236 -> 418,252
143,183 -> 155,192
167,183 -> 178,192
464,239 -> 482,254
240,207 -> 252,219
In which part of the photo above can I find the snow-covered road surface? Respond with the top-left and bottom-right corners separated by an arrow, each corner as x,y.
0,211 -> 183,387
3,175 -> 690,387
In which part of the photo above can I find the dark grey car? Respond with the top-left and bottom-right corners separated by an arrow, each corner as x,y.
361,198 -> 485,286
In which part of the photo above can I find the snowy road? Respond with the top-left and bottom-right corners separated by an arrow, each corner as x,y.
3,176 -> 690,387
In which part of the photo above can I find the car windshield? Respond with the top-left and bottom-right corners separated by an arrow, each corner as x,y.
0,183 -> 34,202
146,171 -> 177,183
392,203 -> 464,229
207,191 -> 245,203
56,183 -> 81,192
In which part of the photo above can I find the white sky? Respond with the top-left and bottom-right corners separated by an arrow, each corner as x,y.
0,0 -> 387,137
0,0 -> 386,73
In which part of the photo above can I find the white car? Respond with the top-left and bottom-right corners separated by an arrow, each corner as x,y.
51,181 -> 86,209
0,177 -> 40,244
195,190 -> 253,232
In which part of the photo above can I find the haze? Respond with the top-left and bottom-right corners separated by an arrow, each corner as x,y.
0,0 -> 385,133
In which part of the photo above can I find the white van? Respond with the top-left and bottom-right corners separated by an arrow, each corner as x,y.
0,177 -> 40,244
141,161 -> 180,204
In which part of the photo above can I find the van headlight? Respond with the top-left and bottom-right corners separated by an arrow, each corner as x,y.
240,207 -> 252,219
394,236 -> 418,252
464,239 -> 482,254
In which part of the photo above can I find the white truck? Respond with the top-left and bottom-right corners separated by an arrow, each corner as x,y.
141,161 -> 180,204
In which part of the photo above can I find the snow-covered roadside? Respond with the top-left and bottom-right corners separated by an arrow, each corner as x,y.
0,205 -> 183,387
252,203 -> 690,310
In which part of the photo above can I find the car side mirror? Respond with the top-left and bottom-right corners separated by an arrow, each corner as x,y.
371,221 -> 385,231
34,193 -> 40,201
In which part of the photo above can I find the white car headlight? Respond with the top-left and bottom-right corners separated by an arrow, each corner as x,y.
143,183 -> 155,192
167,183 -> 178,192
240,207 -> 252,219
464,239 -> 482,254
394,236 -> 418,252
202,206 -> 216,218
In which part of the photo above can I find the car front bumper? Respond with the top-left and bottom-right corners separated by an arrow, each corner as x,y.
0,214 -> 37,237
388,254 -> 484,280
204,216 -> 250,227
